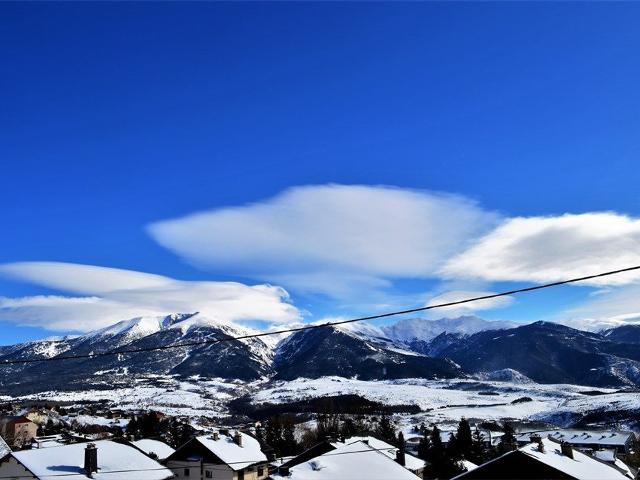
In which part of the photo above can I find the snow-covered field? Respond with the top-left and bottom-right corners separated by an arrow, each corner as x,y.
4,375 -> 639,430
251,377 -> 639,426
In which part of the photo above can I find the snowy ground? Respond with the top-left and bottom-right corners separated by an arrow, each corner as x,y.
4,375 -> 639,431
250,377 -> 639,427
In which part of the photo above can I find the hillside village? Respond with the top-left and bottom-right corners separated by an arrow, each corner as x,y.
0,402 -> 638,479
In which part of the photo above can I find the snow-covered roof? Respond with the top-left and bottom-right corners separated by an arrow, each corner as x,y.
196,432 -> 267,471
343,436 -> 424,471
591,450 -> 635,479
281,440 -> 421,480
460,459 -> 478,472
516,429 -> 634,447
519,438 -> 630,480
11,440 -> 173,480
132,439 -> 176,460
0,435 -> 10,459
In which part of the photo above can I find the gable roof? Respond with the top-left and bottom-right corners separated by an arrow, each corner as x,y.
519,438 -> 630,480
194,432 -> 267,471
343,436 -> 424,471
11,440 -> 173,480
515,430 -> 634,448
454,438 -> 631,480
281,440 -> 421,480
132,439 -> 176,461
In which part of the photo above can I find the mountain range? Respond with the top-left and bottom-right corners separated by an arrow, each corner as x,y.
1,313 -> 640,394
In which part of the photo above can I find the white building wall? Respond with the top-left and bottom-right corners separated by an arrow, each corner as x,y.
167,460 -> 268,480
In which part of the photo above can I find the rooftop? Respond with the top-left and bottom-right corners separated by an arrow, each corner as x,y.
515,430 -> 634,447
196,431 -> 267,471
279,440 -> 421,480
519,438 -> 630,480
342,436 -> 424,471
11,440 -> 173,480
132,439 -> 176,461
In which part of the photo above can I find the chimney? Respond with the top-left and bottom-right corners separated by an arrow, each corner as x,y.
560,442 -> 574,459
529,434 -> 544,453
84,443 -> 98,478
212,432 -> 220,441
234,431 -> 243,447
396,432 -> 406,467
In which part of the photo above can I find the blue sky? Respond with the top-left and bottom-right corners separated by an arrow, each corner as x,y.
2,2 -> 640,344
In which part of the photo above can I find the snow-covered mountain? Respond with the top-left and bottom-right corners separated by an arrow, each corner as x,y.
430,321 -> 640,387
0,312 -> 275,394
381,315 -> 516,343
273,324 -> 464,381
2,313 -> 640,393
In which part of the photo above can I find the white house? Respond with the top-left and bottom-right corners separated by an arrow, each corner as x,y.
453,437 -> 632,480
166,430 -> 269,480
0,440 -> 174,479
515,429 -> 636,455
342,436 -> 425,477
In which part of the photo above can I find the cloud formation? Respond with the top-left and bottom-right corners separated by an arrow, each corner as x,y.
0,262 -> 300,332
441,213 -> 640,286
425,290 -> 514,317
148,184 -> 500,296
555,283 -> 640,331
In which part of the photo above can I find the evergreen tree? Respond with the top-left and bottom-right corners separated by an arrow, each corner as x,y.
469,426 -> 486,464
340,416 -> 357,439
426,426 -> 462,479
281,416 -> 298,456
417,427 -> 431,460
376,414 -> 397,446
447,431 -> 460,461
265,416 -> 284,456
456,418 -> 473,459
497,422 -> 517,454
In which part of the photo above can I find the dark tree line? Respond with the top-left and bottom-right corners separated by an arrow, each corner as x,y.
416,419 -> 519,479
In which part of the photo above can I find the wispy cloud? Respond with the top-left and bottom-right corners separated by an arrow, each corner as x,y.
0,262 -> 300,332
441,213 -> 640,286
554,283 -> 640,331
147,184 -> 501,297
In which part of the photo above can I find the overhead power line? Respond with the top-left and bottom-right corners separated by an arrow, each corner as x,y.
2,265 -> 639,367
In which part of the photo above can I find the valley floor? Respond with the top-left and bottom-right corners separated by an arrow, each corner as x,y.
2,375 -> 639,431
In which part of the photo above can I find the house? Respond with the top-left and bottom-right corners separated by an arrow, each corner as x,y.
133,438 -> 177,461
453,436 -> 631,480
0,440 -> 174,479
0,416 -> 38,448
343,436 -> 424,477
276,436 -> 424,478
515,429 -> 637,455
166,430 -> 269,480
273,440 -> 421,480
590,449 -> 635,479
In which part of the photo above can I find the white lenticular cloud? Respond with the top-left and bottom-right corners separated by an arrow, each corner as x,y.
425,290 -> 514,317
0,262 -> 300,332
147,184 -> 501,296
441,213 -> 640,286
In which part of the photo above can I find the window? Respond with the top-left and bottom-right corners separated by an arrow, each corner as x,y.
257,466 -> 264,476
238,471 -> 244,480
205,472 -> 212,479
183,468 -> 190,477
